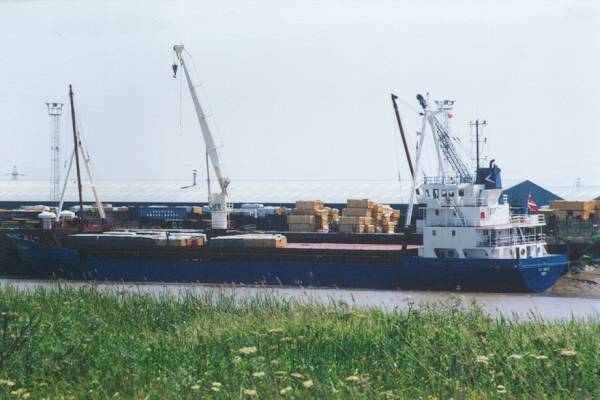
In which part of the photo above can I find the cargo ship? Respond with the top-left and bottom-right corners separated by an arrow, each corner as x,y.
7,90 -> 568,293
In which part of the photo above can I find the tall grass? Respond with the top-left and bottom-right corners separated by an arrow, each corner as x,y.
0,285 -> 598,399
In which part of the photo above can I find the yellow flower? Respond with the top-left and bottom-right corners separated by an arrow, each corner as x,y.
280,337 -> 293,342
211,386 -> 221,392
290,373 -> 304,379
0,312 -> 19,319
190,385 -> 200,390
211,382 -> 222,388
239,346 -> 258,355
496,384 -> 507,394
475,355 -> 489,365
302,380 -> 313,389
535,355 -> 549,360
279,386 -> 293,395
345,375 -> 360,382
268,328 -> 285,334
270,359 -> 279,365
242,388 -> 257,396
0,379 -> 16,387
508,354 -> 523,360
252,371 -> 266,378
22,394 -> 31,399
558,348 -> 577,357
233,356 -> 242,364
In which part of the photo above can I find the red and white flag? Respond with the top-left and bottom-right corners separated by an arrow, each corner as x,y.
528,194 -> 538,213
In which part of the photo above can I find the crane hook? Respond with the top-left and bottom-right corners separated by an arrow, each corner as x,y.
172,63 -> 178,78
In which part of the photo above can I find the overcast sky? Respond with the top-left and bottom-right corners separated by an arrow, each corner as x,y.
1,0 -> 599,189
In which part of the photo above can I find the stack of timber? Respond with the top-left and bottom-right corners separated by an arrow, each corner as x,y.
210,234 -> 287,248
338,199 -> 401,233
64,230 -> 207,248
287,201 -> 336,232
548,200 -> 598,221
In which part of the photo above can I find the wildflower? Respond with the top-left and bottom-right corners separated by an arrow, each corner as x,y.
0,312 -> 19,320
242,388 -> 257,396
558,348 -> 577,357
280,386 -> 293,395
381,390 -> 395,398
290,373 -> 304,379
496,384 -> 507,394
475,355 -> 489,365
211,386 -> 221,392
345,375 -> 361,382
274,371 -> 287,377
190,385 -> 200,391
270,359 -> 279,365
22,394 -> 31,399
252,371 -> 266,378
268,328 -> 285,334
233,356 -> 242,364
508,354 -> 523,360
211,382 -> 222,388
10,389 -> 27,396
239,346 -> 257,355
0,379 -> 16,387
280,337 -> 293,342
302,380 -> 313,389
535,355 -> 549,360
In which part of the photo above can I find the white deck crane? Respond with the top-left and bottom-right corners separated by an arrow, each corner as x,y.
173,44 -> 232,230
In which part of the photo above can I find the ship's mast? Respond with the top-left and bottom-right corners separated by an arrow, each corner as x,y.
68,85 -> 85,228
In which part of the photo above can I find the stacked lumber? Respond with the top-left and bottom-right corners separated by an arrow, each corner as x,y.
549,200 -> 597,221
288,200 -> 331,232
210,234 -> 287,248
338,199 -> 400,233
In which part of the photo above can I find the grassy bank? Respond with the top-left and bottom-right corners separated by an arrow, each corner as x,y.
0,286 -> 598,399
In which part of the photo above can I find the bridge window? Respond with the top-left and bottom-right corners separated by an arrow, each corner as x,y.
449,191 -> 455,197
434,248 -> 459,258
435,210 -> 439,216
452,230 -> 456,236
441,189 -> 447,197
459,189 -> 465,196
433,189 -> 439,199
425,189 -> 430,197
432,230 -> 436,236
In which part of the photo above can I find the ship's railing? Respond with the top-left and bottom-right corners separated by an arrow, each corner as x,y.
510,214 -> 545,225
427,214 -> 545,227
477,234 -> 546,247
422,175 -> 472,185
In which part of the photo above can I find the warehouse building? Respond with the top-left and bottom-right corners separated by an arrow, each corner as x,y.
502,180 -> 563,212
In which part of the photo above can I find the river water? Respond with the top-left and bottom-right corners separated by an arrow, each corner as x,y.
2,278 -> 600,321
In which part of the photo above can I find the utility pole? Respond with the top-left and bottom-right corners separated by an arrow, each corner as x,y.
47,102 -> 64,202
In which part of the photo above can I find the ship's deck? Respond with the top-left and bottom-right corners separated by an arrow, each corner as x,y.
286,243 -> 421,251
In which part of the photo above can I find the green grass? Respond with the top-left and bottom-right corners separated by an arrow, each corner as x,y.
0,285 -> 598,399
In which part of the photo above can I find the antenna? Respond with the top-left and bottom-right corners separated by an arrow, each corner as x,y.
469,119 -> 487,171
47,102 -> 64,203
9,165 -> 25,180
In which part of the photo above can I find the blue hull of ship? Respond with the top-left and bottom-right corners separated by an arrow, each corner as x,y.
9,237 -> 567,293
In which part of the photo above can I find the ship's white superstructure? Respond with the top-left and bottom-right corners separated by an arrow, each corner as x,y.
416,176 -> 547,259
406,94 -> 548,260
